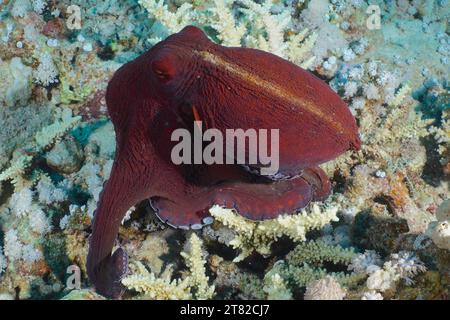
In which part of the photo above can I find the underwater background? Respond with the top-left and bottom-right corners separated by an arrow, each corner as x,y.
0,0 -> 449,300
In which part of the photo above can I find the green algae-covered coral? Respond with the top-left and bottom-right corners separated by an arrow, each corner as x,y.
262,240 -> 364,298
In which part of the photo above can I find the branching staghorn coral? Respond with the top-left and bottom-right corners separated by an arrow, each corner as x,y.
429,108 -> 450,167
0,154 -> 33,188
261,239 -> 366,299
238,0 -> 291,56
332,64 -> 430,156
358,84 -> 430,156
122,261 -> 192,299
122,233 -> 215,299
209,0 -> 246,46
286,238 -> 356,266
390,83 -> 412,108
324,65 -> 434,205
0,108 -> 81,191
35,108 -> 82,150
180,233 -> 215,299
138,0 -> 317,67
286,30 -> 318,69
209,204 -> 339,261
263,273 -> 293,300
322,61 -> 444,235
138,0 -> 194,43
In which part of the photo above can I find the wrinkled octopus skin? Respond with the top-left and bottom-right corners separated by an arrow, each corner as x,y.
87,26 -> 361,298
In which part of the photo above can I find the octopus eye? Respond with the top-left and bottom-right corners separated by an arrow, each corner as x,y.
154,69 -> 168,80
152,53 -> 177,82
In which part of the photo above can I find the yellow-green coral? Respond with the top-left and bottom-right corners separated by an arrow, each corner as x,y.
390,83 -> 412,107
138,0 -> 194,44
210,204 -> 339,261
35,108 -> 81,150
287,30 -> 318,68
429,108 -> 450,163
138,0 -> 316,66
59,80 -> 92,105
180,233 -> 215,299
209,0 -> 246,46
269,261 -> 366,289
122,261 -> 192,300
263,240 -> 364,296
286,239 -> 356,266
122,233 -> 215,299
263,272 -> 293,300
0,154 -> 32,185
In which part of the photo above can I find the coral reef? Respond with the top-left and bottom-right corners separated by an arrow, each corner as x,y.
208,204 -> 339,261
121,233 -> 215,299
0,0 -> 448,300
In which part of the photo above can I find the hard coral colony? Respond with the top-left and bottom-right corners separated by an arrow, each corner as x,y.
0,0 -> 448,301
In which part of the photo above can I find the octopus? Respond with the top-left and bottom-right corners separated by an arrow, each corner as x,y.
87,26 -> 361,298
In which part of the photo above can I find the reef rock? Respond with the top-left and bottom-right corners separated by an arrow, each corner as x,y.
45,136 -> 84,174
0,57 -> 32,108
304,276 -> 346,300
427,200 -> 450,250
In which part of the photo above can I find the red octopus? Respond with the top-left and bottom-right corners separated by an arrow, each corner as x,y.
87,26 -> 360,298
